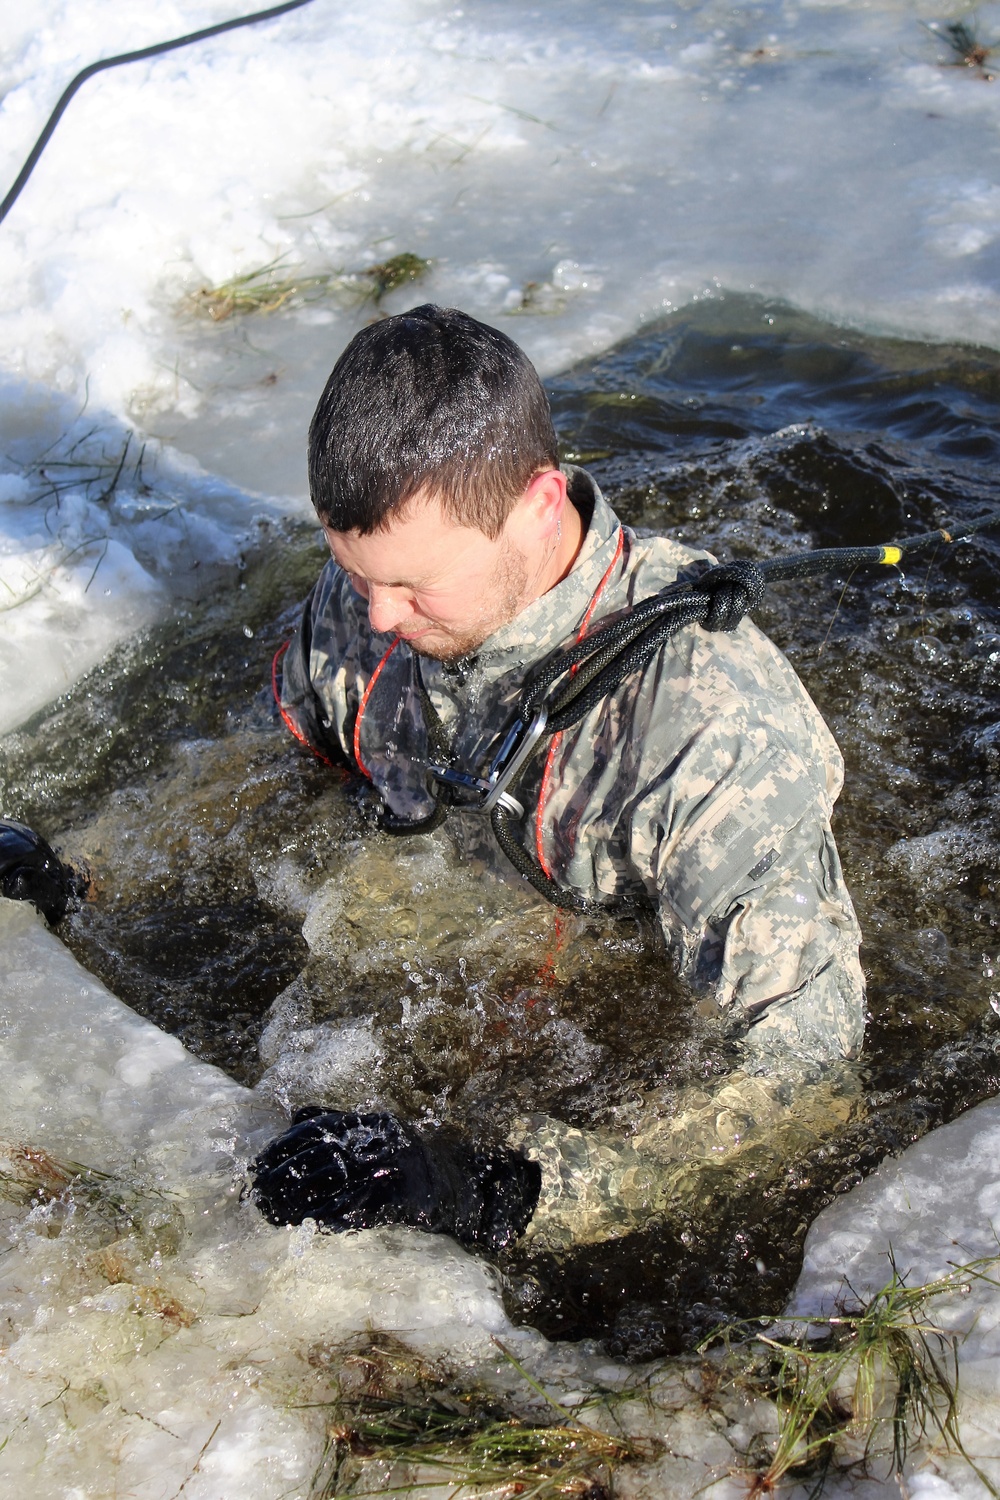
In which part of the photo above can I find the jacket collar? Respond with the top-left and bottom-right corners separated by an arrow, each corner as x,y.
454,466 -> 622,670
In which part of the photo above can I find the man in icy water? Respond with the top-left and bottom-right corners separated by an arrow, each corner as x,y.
250,304 -> 865,1252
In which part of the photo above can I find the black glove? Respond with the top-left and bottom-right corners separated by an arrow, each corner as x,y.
249,1108 -> 541,1251
0,819 -> 81,926
701,559 -> 766,632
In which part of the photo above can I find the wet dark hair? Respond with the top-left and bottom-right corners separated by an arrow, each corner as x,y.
307,305 -> 559,538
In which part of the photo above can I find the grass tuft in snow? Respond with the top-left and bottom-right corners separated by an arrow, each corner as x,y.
191,256 -> 335,319
192,253 -> 430,320
700,1253 -> 1000,1497
359,253 -> 431,304
925,18 -> 995,79
0,1139 -> 184,1258
298,1330 -> 643,1500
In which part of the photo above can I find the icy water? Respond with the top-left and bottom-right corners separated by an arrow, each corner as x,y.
4,296 -> 1000,1356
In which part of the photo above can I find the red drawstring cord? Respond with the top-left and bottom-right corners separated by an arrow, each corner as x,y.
271,640 -> 337,769
272,635 -> 400,777
534,527 -> 625,879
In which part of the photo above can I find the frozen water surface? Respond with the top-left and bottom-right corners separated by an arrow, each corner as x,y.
0,902 -> 538,1498
3,0 -> 1000,714
3,0 -> 1000,1493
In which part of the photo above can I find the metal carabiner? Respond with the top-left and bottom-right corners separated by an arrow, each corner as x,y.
428,706 -> 549,821
481,707 -> 549,816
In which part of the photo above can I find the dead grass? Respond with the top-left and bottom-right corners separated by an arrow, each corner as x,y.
0,1139 -> 183,1256
925,18 -> 995,79
360,252 -> 430,303
297,1331 -> 643,1500
191,252 -> 431,320
191,257 -> 334,320
700,1253 -> 1000,1496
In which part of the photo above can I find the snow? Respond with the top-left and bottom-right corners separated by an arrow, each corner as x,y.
4,894 -> 1000,1496
788,1100 -> 1000,1496
0,375 -> 297,729
0,899 -> 516,1495
0,900 -> 737,1498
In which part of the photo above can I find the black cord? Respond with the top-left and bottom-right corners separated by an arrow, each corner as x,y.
489,513 -> 1000,909
0,0 -> 319,227
354,511 -> 1000,905
523,518 -> 1000,737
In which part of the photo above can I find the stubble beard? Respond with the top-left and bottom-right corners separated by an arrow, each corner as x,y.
411,537 -> 530,663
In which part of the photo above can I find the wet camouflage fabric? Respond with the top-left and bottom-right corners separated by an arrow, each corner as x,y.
280,468 -> 865,1067
510,1061 -> 862,1249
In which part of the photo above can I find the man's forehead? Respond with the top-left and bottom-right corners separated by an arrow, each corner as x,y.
323,496 -> 501,590
325,490 -> 484,551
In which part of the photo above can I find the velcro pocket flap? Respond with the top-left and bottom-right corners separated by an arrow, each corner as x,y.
664,743 -> 820,928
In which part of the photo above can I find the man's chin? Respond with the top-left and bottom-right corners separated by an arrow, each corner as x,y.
401,604 -> 521,663
408,634 -> 483,663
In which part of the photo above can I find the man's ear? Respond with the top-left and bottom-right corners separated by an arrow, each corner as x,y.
515,468 -> 568,541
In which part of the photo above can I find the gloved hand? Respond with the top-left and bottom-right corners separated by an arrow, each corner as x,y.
249,1107 -> 541,1251
0,818 -> 82,926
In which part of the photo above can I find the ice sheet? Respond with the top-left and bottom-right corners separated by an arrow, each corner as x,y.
0,375 -> 303,730
3,0 -> 1000,473
4,1 -> 1000,1491
5,0 -> 1000,720
787,1100 -> 1000,1497
0,899 -> 527,1495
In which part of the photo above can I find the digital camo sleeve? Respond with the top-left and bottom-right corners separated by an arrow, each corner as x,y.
702,815 -> 866,1067
636,718 -> 866,1067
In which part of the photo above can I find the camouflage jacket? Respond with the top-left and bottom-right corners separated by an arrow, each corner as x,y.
279,469 -> 865,1063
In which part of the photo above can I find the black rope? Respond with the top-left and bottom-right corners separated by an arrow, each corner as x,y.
0,0 -> 319,227
488,513 -> 1000,912
523,521 -> 997,741
489,799 -> 648,916
364,511 -> 1000,905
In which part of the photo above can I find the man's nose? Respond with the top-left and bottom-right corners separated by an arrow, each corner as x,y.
367,585 -> 415,635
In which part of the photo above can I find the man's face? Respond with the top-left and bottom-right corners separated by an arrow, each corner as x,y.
323,491 -> 532,662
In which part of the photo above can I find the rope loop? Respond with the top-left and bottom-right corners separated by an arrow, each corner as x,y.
700,559 -> 766,632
